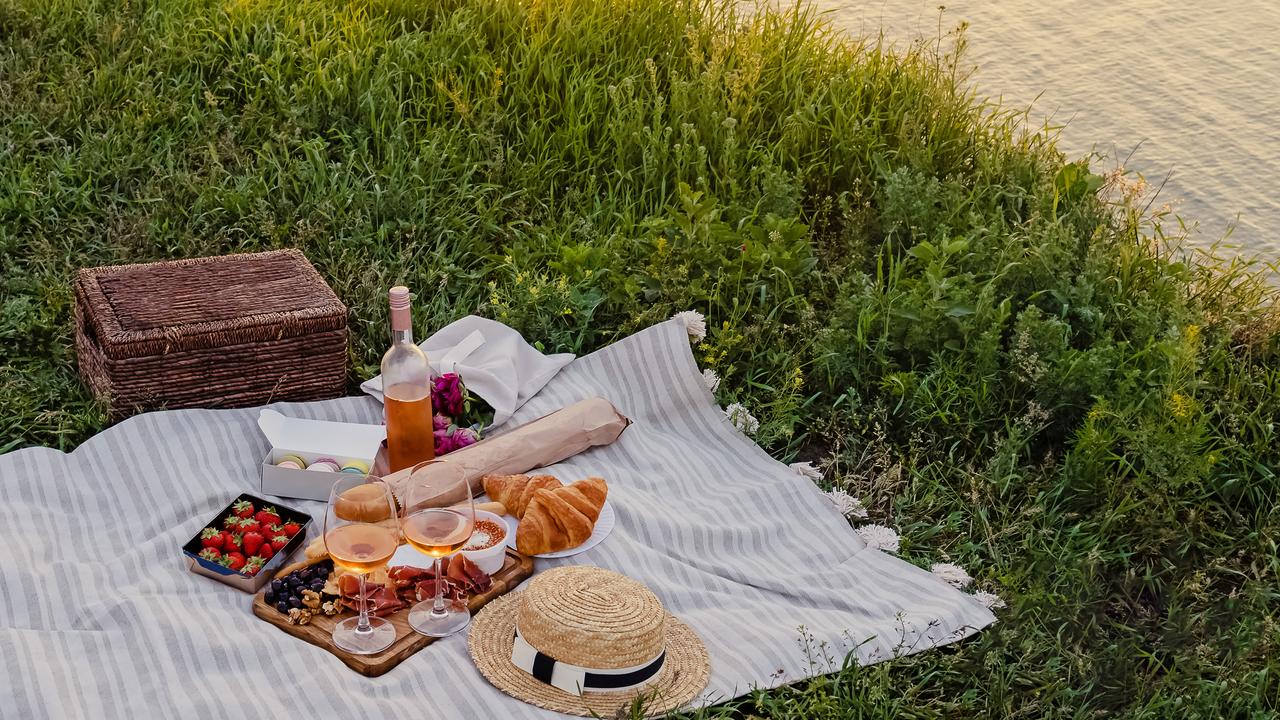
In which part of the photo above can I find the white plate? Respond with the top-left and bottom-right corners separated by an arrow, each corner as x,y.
503,501 -> 615,558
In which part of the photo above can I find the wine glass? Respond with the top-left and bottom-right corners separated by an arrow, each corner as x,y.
400,461 -> 476,637
323,474 -> 400,655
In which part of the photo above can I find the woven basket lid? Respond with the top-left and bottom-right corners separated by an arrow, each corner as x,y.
469,566 -> 710,717
75,249 -> 346,359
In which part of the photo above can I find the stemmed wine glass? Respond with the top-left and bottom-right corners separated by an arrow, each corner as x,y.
400,461 -> 476,637
323,474 -> 400,655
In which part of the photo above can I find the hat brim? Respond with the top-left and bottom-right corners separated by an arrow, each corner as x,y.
468,591 -> 711,717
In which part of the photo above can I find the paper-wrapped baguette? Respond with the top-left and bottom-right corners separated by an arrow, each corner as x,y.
379,396 -> 629,509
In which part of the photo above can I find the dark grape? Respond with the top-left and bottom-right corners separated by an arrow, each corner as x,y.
265,589 -> 277,604
275,600 -> 288,613
288,595 -> 302,609
270,579 -> 284,593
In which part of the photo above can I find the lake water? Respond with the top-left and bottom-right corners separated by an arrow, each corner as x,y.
820,1 -> 1280,261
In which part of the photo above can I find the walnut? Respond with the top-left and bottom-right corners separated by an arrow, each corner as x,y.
286,608 -> 314,626
301,589 -> 322,609
321,599 -> 342,616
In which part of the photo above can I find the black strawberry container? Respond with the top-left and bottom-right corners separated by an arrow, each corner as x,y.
182,492 -> 313,593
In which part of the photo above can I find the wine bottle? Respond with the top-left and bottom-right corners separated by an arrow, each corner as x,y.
382,286 -> 435,473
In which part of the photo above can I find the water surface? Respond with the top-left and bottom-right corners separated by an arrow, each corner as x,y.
823,1 -> 1280,259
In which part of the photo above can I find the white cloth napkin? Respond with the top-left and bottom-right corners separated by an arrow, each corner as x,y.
360,315 -> 575,428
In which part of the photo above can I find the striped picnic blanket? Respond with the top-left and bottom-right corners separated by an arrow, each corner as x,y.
0,320 -> 993,717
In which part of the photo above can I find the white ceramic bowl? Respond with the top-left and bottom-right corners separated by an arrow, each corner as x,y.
457,510 -> 509,574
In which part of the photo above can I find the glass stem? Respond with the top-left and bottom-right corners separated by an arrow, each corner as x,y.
433,555 -> 447,616
356,573 -> 372,633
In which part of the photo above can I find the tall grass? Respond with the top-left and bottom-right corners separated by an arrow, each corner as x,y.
2,0 -> 1279,715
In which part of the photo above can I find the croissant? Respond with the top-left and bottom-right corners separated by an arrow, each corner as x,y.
482,474 -> 562,519
516,477 -> 609,555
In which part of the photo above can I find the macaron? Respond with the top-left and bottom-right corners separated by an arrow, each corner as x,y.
306,457 -> 341,472
277,455 -> 307,470
339,460 -> 370,475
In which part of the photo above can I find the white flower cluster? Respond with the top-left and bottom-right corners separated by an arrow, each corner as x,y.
702,368 -> 720,393
972,591 -> 1006,610
855,524 -> 900,553
930,563 -> 972,589
825,488 -> 867,519
723,402 -> 759,435
788,461 -> 822,481
930,563 -> 1006,611
671,310 -> 706,343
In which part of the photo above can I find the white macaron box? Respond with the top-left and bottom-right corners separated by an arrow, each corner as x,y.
257,409 -> 386,501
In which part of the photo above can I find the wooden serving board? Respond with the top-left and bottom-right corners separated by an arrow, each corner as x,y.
252,548 -> 534,677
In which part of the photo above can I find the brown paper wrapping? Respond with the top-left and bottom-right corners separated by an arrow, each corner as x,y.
379,396 -> 630,509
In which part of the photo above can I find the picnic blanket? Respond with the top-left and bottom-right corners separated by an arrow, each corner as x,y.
0,320 -> 994,718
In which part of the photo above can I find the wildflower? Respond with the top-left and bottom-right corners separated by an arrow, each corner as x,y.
1185,324 -> 1201,345
825,489 -> 867,519
855,524 -> 899,553
701,368 -> 721,393
1168,392 -> 1193,419
972,591 -> 1006,610
672,310 -> 707,343
724,402 -> 759,435
1086,401 -> 1107,423
768,229 -> 782,243
788,367 -> 804,391
788,461 -> 822,481
930,563 -> 972,589
432,373 -> 466,417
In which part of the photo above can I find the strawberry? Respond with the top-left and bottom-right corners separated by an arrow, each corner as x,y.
242,556 -> 265,577
242,531 -> 265,556
222,515 -> 244,531
256,543 -> 274,561
198,548 -> 221,562
254,507 -> 281,527
269,535 -> 290,552
221,530 -> 242,553
281,520 -> 301,537
200,528 -> 224,550
238,517 -> 261,535
231,500 -> 255,518
222,552 -> 246,571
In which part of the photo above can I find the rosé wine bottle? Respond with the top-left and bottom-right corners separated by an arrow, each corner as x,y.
382,286 -> 435,473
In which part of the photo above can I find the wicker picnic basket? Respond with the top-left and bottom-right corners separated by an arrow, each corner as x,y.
75,249 -> 349,419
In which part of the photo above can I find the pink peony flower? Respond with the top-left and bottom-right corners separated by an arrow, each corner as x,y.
453,426 -> 478,450
432,373 -> 465,417
433,414 -> 450,431
434,428 -> 455,455
433,424 -> 480,456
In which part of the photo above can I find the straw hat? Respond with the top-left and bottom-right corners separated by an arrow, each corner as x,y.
469,566 -> 710,717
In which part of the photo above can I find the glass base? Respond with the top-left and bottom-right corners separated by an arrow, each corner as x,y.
332,615 -> 396,655
408,601 -> 471,637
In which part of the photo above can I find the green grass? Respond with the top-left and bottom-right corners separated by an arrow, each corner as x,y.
3,0 -> 1279,715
